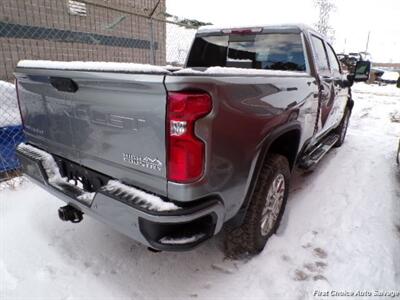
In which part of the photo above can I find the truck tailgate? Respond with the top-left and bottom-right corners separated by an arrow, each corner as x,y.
15,68 -> 168,195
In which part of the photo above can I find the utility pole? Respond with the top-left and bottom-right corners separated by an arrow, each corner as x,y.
365,31 -> 371,52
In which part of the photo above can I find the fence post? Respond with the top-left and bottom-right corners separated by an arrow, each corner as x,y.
149,18 -> 156,65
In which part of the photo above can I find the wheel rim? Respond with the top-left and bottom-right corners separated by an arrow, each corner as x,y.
260,173 -> 285,236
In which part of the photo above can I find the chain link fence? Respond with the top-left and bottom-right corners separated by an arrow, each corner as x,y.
0,81 -> 24,181
166,23 -> 196,66
0,0 -> 200,182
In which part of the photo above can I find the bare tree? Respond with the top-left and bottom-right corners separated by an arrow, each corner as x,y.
314,0 -> 336,43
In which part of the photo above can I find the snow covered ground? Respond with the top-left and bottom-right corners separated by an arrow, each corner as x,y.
1,83 -> 400,299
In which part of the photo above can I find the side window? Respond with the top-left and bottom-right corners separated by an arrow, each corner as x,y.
311,35 -> 329,72
326,44 -> 341,73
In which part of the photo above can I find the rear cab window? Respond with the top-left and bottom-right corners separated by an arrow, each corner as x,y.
187,33 -> 307,72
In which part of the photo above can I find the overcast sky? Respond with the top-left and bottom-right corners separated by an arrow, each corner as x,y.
167,0 -> 400,63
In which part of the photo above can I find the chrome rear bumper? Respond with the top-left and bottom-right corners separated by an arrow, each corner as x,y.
16,143 -> 225,251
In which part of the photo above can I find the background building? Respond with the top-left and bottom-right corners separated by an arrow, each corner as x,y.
0,0 -> 166,81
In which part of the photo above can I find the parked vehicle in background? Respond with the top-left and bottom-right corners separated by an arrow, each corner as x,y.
15,24 -> 371,257
337,52 -> 371,74
370,68 -> 385,82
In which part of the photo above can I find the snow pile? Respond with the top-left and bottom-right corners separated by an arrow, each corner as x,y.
160,234 -> 205,245
352,82 -> 400,97
381,70 -> 399,82
17,60 -> 171,74
0,176 -> 27,192
77,192 -> 96,203
103,180 -> 180,212
0,81 -> 22,127
0,261 -> 18,291
174,66 -> 306,76
17,144 -> 62,182
16,143 -> 95,205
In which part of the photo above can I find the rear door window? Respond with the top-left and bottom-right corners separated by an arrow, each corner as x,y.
187,33 -> 306,72
311,35 -> 330,72
326,43 -> 341,74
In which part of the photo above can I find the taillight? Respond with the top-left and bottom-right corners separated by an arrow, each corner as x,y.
167,91 -> 212,183
221,27 -> 263,34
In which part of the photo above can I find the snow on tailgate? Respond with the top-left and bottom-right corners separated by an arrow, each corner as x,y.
174,66 -> 307,76
17,60 -> 171,74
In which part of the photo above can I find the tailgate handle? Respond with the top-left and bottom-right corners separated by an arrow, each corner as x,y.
50,77 -> 79,93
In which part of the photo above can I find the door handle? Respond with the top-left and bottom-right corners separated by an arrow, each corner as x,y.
321,91 -> 330,99
50,77 -> 79,93
319,85 -> 330,99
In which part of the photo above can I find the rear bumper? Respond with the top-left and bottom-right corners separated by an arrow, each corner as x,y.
16,144 -> 225,251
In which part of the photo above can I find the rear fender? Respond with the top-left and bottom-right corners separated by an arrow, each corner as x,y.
227,122 -> 302,228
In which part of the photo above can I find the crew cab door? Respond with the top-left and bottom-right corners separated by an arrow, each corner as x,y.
325,42 -> 349,129
310,35 -> 339,139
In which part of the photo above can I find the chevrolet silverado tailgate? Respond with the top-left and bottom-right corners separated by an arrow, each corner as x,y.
15,63 -> 169,195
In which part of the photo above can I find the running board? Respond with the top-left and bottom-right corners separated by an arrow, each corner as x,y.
298,134 -> 339,169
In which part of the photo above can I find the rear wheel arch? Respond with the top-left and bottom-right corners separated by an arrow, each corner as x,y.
267,128 -> 301,170
227,123 -> 302,228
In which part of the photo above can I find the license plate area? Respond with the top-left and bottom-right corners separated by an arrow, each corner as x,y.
54,155 -> 111,193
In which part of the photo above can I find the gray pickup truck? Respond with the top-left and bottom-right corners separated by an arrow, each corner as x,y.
15,24 -> 370,257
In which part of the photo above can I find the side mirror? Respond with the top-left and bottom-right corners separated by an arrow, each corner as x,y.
397,77 -> 400,88
353,60 -> 371,82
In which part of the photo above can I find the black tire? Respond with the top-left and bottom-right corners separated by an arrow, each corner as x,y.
334,107 -> 351,148
224,154 -> 290,258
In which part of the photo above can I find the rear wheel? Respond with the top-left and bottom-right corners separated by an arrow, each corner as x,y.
224,154 -> 290,258
334,108 -> 351,148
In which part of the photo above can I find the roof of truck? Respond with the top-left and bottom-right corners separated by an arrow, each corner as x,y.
197,23 -> 321,37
